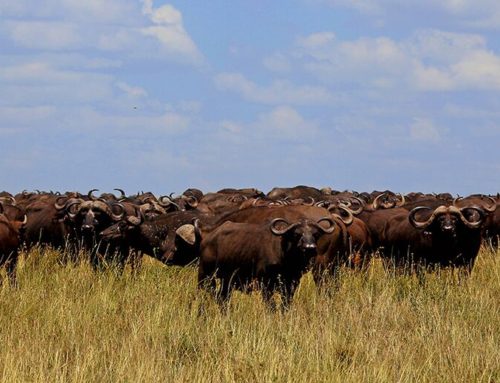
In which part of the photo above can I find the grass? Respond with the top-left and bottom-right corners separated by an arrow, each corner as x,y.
0,247 -> 498,382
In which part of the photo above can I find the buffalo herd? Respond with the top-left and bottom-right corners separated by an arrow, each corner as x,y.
0,186 -> 498,307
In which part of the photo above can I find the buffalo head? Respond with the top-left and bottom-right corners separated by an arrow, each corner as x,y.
64,191 -> 124,234
409,205 -> 484,238
270,217 -> 335,256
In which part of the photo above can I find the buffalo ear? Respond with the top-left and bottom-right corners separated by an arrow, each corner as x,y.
176,224 -> 196,245
127,216 -> 142,226
460,208 -> 482,222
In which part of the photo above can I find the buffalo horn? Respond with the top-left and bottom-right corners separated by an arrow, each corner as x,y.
114,188 -> 126,200
111,203 -> 125,221
334,206 -> 354,226
66,200 -> 83,219
185,196 -> 198,208
270,218 -> 300,236
454,195 -> 496,213
88,189 -> 98,201
409,206 -> 437,229
305,196 -> 315,206
409,205 -> 454,229
396,193 -> 406,207
252,197 -> 261,206
453,196 -> 463,206
482,196 -> 498,212
371,193 -> 385,209
313,217 -> 336,233
158,195 -> 181,210
453,206 -> 484,229
54,196 -> 69,210
0,196 -> 17,206
127,206 -> 143,226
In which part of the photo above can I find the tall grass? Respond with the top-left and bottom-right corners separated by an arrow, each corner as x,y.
0,247 -> 498,382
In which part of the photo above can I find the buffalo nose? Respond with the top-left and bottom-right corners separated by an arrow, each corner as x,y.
303,243 -> 317,250
82,225 -> 94,231
443,225 -> 453,231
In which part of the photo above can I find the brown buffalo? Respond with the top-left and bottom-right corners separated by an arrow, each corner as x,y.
377,205 -> 485,278
0,203 -> 27,285
197,215 -> 335,309
99,209 -> 210,268
209,205 -> 350,283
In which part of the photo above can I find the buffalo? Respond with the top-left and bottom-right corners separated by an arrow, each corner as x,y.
197,215 -> 336,309
377,205 -> 485,279
0,202 -> 27,285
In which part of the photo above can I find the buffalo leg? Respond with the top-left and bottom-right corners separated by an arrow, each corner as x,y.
261,286 -> 276,311
216,279 -> 232,308
5,253 -> 18,288
90,251 -> 101,271
457,260 -> 474,284
261,275 -> 281,311
416,264 -> 427,286
196,264 -> 217,316
129,250 -> 143,276
277,278 -> 298,312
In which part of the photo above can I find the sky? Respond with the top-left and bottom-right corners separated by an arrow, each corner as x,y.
1,0 -> 499,195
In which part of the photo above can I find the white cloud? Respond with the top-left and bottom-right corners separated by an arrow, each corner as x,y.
256,106 -> 318,139
0,105 -> 57,132
413,65 -> 454,91
451,51 -> 500,89
0,61 -> 110,86
293,29 -> 500,91
219,106 -> 318,141
140,1 -> 202,64
214,72 -> 335,105
315,0 -> 500,29
408,29 -> 486,63
220,120 -> 243,134
0,103 -> 192,138
297,32 -> 336,49
444,103 -> 500,119
316,0 -> 380,13
0,61 -> 115,105
58,0 -> 136,23
263,53 -> 292,73
0,0 -> 136,24
2,1 -> 203,64
116,82 -> 148,98
5,21 -> 81,50
410,118 -> 440,142
81,104 -> 192,135
432,0 -> 500,28
97,29 -> 138,52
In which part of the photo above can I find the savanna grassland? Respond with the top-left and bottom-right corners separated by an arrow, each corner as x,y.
0,247 -> 498,383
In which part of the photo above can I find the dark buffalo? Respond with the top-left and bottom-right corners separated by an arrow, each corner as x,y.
197,215 -> 335,309
453,195 -> 498,248
0,203 -> 27,285
378,205 -> 485,278
266,185 -> 328,202
326,204 -> 372,269
369,191 -> 406,210
209,205 -> 350,283
217,188 -> 264,198
194,192 -> 253,215
59,190 -> 124,267
23,194 -> 75,249
99,209 -> 209,268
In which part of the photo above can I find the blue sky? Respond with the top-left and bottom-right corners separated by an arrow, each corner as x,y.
1,0 -> 499,195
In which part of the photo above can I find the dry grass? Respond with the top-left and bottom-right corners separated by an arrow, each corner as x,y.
0,247 -> 498,382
